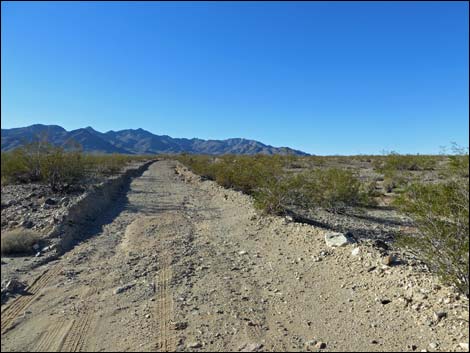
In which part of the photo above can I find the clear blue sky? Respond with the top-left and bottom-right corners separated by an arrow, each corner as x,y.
1,1 -> 468,155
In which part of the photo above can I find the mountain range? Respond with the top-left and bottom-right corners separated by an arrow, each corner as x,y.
1,124 -> 309,156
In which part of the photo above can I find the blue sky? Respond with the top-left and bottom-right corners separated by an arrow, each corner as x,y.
1,1 -> 468,155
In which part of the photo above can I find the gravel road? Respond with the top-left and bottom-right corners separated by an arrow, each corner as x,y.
1,160 -> 468,352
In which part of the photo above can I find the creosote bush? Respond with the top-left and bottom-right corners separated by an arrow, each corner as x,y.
394,159 -> 469,297
374,152 -> 438,172
1,140 -> 153,191
177,155 -> 376,215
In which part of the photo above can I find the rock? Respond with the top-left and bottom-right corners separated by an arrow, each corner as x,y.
458,343 -> 469,350
351,247 -> 361,256
315,342 -> 327,349
238,250 -> 247,255
44,198 -> 57,205
380,298 -> 392,305
305,340 -> 318,351
187,342 -> 202,349
114,283 -> 135,294
21,220 -> 34,228
324,232 -> 352,247
373,239 -> 390,251
171,321 -> 188,330
4,279 -> 26,293
285,215 -> 294,223
429,343 -> 438,349
382,255 -> 395,266
433,311 -> 447,322
240,343 -> 264,352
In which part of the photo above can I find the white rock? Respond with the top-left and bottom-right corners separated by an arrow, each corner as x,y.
459,343 -> 469,350
324,232 -> 351,248
351,247 -> 361,256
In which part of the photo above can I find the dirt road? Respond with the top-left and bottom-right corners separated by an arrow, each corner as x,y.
1,160 -> 468,352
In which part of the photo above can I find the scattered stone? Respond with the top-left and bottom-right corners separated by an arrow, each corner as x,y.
315,342 -> 327,349
238,250 -> 247,255
171,321 -> 188,330
351,247 -> 361,256
43,198 -> 57,205
21,220 -> 34,228
187,342 -> 202,349
4,279 -> 26,293
381,255 -> 395,266
305,340 -> 318,350
114,283 -> 135,294
429,343 -> 438,349
433,311 -> 447,322
380,298 -> 392,305
458,343 -> 469,350
324,232 -> 352,247
240,343 -> 263,352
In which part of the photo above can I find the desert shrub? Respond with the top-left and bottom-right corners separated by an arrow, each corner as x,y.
1,229 -> 41,255
211,155 -> 284,193
298,168 -> 374,212
2,141 -> 152,190
382,169 -> 410,193
1,150 -> 30,184
254,168 -> 375,214
253,173 -> 305,215
83,154 -> 140,177
375,152 -> 438,172
394,176 -> 469,296
40,146 -> 86,192
447,146 -> 469,177
177,154 -> 284,194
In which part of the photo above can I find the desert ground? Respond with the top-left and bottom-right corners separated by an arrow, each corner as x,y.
1,160 -> 468,352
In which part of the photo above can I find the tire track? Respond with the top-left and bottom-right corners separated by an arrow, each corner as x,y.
155,251 -> 175,352
33,319 -> 73,352
1,265 -> 62,335
59,286 -> 96,352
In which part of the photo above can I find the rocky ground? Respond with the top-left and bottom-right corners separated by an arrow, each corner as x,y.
1,183 -> 81,233
1,160 -> 468,352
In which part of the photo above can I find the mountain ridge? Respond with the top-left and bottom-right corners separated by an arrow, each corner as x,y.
1,124 -> 309,156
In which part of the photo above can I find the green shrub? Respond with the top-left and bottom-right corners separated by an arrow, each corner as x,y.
253,173 -> 305,215
1,229 -> 41,255
1,141 -> 152,191
394,177 -> 469,296
375,152 -> 438,172
298,168 -> 374,212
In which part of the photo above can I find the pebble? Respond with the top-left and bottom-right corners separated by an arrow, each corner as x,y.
433,311 -> 447,322
315,342 -> 327,349
459,343 -> 469,350
187,342 -> 202,349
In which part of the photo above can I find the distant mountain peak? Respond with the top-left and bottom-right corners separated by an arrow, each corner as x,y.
1,124 -> 309,156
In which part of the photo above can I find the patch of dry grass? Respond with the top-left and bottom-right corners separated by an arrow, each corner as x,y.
1,229 -> 41,255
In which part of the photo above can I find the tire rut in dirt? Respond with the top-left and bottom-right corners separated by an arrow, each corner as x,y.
155,250 -> 176,352
1,265 -> 62,335
59,286 -> 97,352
